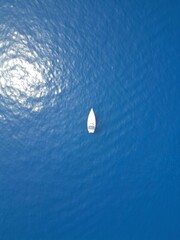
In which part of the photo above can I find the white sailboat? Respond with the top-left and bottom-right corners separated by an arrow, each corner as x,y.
87,108 -> 96,133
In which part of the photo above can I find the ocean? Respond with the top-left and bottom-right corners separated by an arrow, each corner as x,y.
0,0 -> 180,239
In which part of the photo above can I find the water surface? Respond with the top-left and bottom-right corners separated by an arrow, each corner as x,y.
0,0 -> 180,239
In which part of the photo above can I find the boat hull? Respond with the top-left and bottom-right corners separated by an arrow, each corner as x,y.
87,108 -> 96,133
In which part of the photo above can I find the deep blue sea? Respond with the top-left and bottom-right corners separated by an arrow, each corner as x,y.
0,0 -> 180,239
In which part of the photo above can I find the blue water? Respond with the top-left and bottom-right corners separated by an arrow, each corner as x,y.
0,0 -> 180,239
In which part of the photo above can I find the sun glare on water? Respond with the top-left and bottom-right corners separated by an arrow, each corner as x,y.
0,29 -> 62,117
